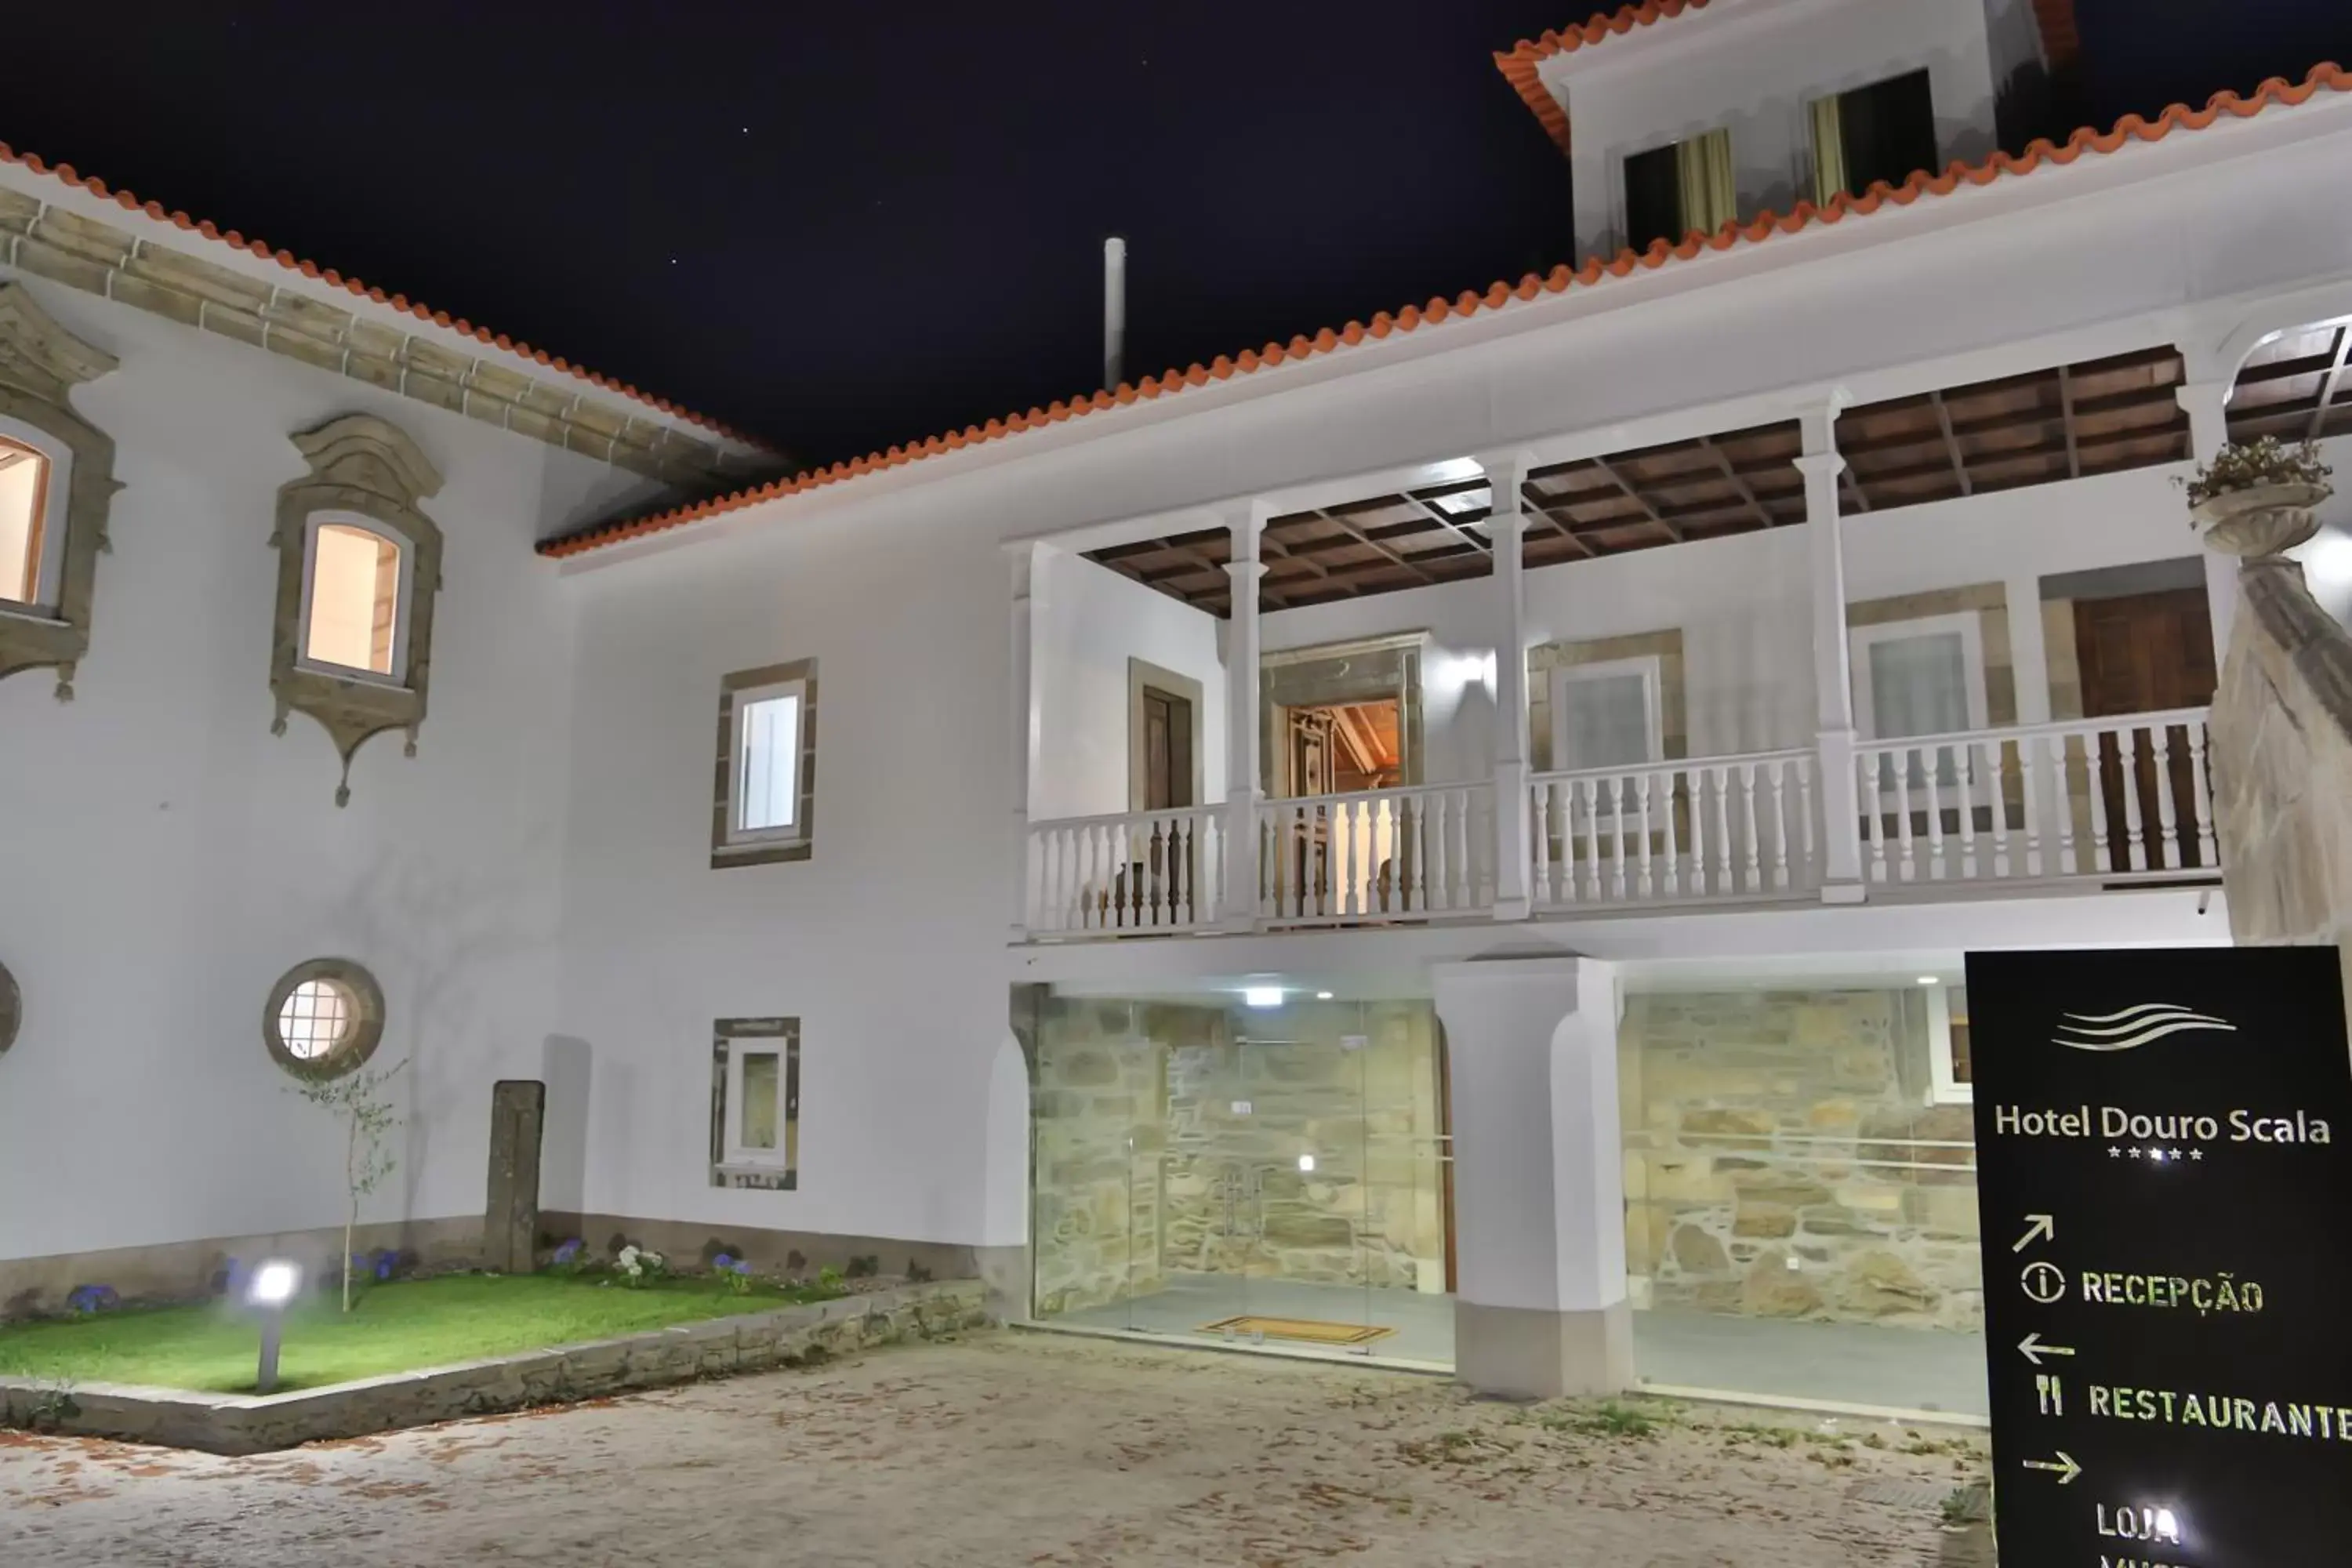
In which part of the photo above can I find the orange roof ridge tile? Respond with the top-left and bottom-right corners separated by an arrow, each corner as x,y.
0,141 -> 768,449
538,61 -> 2350,562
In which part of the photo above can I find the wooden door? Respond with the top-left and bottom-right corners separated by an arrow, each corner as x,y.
2074,588 -> 2217,873
1134,687 -> 1196,920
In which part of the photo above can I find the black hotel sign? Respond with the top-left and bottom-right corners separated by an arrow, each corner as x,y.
1967,947 -> 2352,1566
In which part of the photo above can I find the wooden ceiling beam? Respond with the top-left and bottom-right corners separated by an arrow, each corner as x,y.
1305,506 -> 1444,590
1693,434 -> 1779,528
2307,325 -> 2352,444
1588,454 -> 1683,545
2056,364 -> 2082,480
1929,389 -> 1974,497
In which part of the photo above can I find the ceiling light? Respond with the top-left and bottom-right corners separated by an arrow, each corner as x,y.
1243,986 -> 1283,1009
1917,975 -> 1940,986
1316,991 -> 1334,1000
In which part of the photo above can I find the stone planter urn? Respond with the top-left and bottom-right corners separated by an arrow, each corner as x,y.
2191,481 -> 2333,558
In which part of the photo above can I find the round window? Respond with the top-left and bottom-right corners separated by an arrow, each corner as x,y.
0,958 -> 18,1055
263,959 -> 383,1078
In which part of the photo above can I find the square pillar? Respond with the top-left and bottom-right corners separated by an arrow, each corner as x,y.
2177,378 -> 2238,655
1434,955 -> 1632,1399
1482,450 -> 1534,920
1007,543 -> 1040,940
1222,503 -> 1270,930
1797,401 -> 1864,902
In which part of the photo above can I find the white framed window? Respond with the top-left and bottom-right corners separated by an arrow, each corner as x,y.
711,1017 -> 800,1189
1550,656 -> 1664,772
725,678 -> 807,845
1928,982 -> 1973,1104
296,511 -> 412,683
1849,612 -> 1987,740
0,419 -> 71,613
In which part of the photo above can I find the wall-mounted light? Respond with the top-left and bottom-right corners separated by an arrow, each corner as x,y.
1316,991 -> 1334,1000
1298,1153 -> 1316,1172
1243,986 -> 1283,1009
1916,975 -> 1940,987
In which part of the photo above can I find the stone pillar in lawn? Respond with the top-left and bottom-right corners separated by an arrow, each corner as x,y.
1435,954 -> 1632,1399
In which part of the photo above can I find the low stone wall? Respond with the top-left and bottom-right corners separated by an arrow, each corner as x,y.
0,1279 -> 987,1455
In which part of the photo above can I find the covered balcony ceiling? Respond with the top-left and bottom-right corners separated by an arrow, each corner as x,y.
1089,345 -> 2196,617
2223,319 -> 2352,444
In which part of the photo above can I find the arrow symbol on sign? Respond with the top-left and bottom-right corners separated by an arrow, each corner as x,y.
2012,1214 -> 2056,1253
2022,1451 -> 2082,1485
2018,1333 -> 2076,1367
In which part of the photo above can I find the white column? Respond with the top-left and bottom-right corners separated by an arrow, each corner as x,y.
1222,502 -> 1270,931
2176,377 -> 2238,657
1007,542 -> 1040,940
1435,955 -> 1630,1399
1797,401 -> 1864,902
1483,448 -> 1534,920
2005,575 -> 2053,725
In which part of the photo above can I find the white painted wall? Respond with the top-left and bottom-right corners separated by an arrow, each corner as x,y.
1547,0 -> 2004,258
0,269 -> 623,1265
1029,546 -> 1228,822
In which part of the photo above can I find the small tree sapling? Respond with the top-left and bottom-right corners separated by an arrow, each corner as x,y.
292,1058 -> 409,1312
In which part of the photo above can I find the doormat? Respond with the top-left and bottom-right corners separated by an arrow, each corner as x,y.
1198,1315 -> 1396,1347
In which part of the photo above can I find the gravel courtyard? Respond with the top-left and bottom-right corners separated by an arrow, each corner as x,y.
0,1330 -> 1991,1567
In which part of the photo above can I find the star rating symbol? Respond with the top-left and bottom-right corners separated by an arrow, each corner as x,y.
2149,1149 -> 2167,1163
2169,1149 -> 2184,1162
2107,1145 -> 2122,1158
2129,1148 -> 2143,1159
2190,1149 -> 2204,1161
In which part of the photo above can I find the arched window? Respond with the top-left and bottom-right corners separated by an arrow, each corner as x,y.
0,428 -> 66,610
301,517 -> 407,678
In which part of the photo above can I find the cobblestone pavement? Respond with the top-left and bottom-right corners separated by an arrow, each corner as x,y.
0,1330 -> 1991,1567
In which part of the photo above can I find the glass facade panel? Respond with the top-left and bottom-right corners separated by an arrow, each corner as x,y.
1032,991 -> 1450,1363
1621,985 -> 1987,1417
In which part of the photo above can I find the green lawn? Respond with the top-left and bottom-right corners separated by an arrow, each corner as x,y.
0,1272 -> 844,1395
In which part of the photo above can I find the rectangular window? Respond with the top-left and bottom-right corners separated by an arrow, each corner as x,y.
1551,658 -> 1664,772
1850,613 -> 1987,790
712,1018 -> 800,1188
1811,69 -> 1938,205
714,660 -> 818,866
300,518 -> 405,679
1929,983 -> 1973,1103
1624,127 -> 1736,252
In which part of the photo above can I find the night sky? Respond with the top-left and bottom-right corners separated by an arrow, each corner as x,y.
7,2 -> 2347,469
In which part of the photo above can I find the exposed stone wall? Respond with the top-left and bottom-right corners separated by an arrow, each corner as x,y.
0,1280 -> 986,1455
1032,996 -> 1447,1316
1621,990 -> 1981,1333
2210,557 -> 2352,1010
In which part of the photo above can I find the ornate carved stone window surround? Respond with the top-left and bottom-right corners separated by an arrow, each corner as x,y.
713,659 -> 818,867
0,281 -> 122,699
263,957 -> 386,1080
0,955 -> 19,1055
270,414 -> 445,805
710,1017 -> 800,1190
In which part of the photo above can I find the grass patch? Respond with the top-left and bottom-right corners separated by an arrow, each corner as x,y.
0,1272 -> 846,1396
1542,1400 -> 1671,1440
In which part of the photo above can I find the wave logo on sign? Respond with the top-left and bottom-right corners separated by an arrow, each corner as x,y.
2053,1003 -> 2238,1051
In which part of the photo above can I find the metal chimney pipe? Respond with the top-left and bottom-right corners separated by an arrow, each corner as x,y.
1102,236 -> 1127,391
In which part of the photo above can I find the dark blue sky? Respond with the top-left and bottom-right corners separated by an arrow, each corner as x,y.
7,2 -> 2346,467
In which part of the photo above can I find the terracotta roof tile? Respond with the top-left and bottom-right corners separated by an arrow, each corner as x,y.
1496,0 -> 2086,154
0,142 -> 764,448
539,62 -> 2350,561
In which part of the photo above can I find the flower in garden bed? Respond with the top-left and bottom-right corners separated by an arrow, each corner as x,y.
615,1244 -> 666,1287
65,1283 -> 118,1315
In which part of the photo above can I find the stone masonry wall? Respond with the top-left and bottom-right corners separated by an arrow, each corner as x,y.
1621,991 -> 1982,1333
1031,1000 -> 1181,1316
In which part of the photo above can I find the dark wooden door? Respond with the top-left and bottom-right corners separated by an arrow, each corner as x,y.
1141,687 -> 1193,810
1134,688 -> 1196,922
2074,587 -> 2217,873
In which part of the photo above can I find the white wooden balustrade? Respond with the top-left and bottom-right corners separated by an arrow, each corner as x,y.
1256,782 -> 1493,925
1851,707 -> 2216,887
1025,805 -> 1224,935
1528,749 -> 1820,909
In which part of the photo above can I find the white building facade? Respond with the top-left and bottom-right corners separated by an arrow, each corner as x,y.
5,2 -> 2351,1417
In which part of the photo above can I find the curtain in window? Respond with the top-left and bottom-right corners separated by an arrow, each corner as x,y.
1867,632 -> 1970,789
1810,96 -> 1849,207
1558,673 -> 1654,771
1674,128 -> 1737,236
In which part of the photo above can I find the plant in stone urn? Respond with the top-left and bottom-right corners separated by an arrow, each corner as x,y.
2180,437 -> 2335,557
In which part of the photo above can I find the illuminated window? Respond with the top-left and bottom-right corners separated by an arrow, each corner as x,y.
713,661 -> 818,866
301,517 -> 407,678
1930,983 -> 1973,1104
263,959 -> 386,1079
0,430 -> 62,608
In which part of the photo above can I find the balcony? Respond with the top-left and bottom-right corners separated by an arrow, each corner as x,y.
1019,709 -> 2217,941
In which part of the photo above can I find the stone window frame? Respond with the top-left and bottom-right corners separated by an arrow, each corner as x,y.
270,415 -> 445,806
711,659 -> 818,868
710,1017 -> 800,1190
263,956 -> 387,1081
0,281 -> 122,701
1846,611 -> 1991,741
1259,631 -> 1425,793
0,955 -> 19,1055
1544,654 -> 1667,772
1529,628 -> 1689,770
